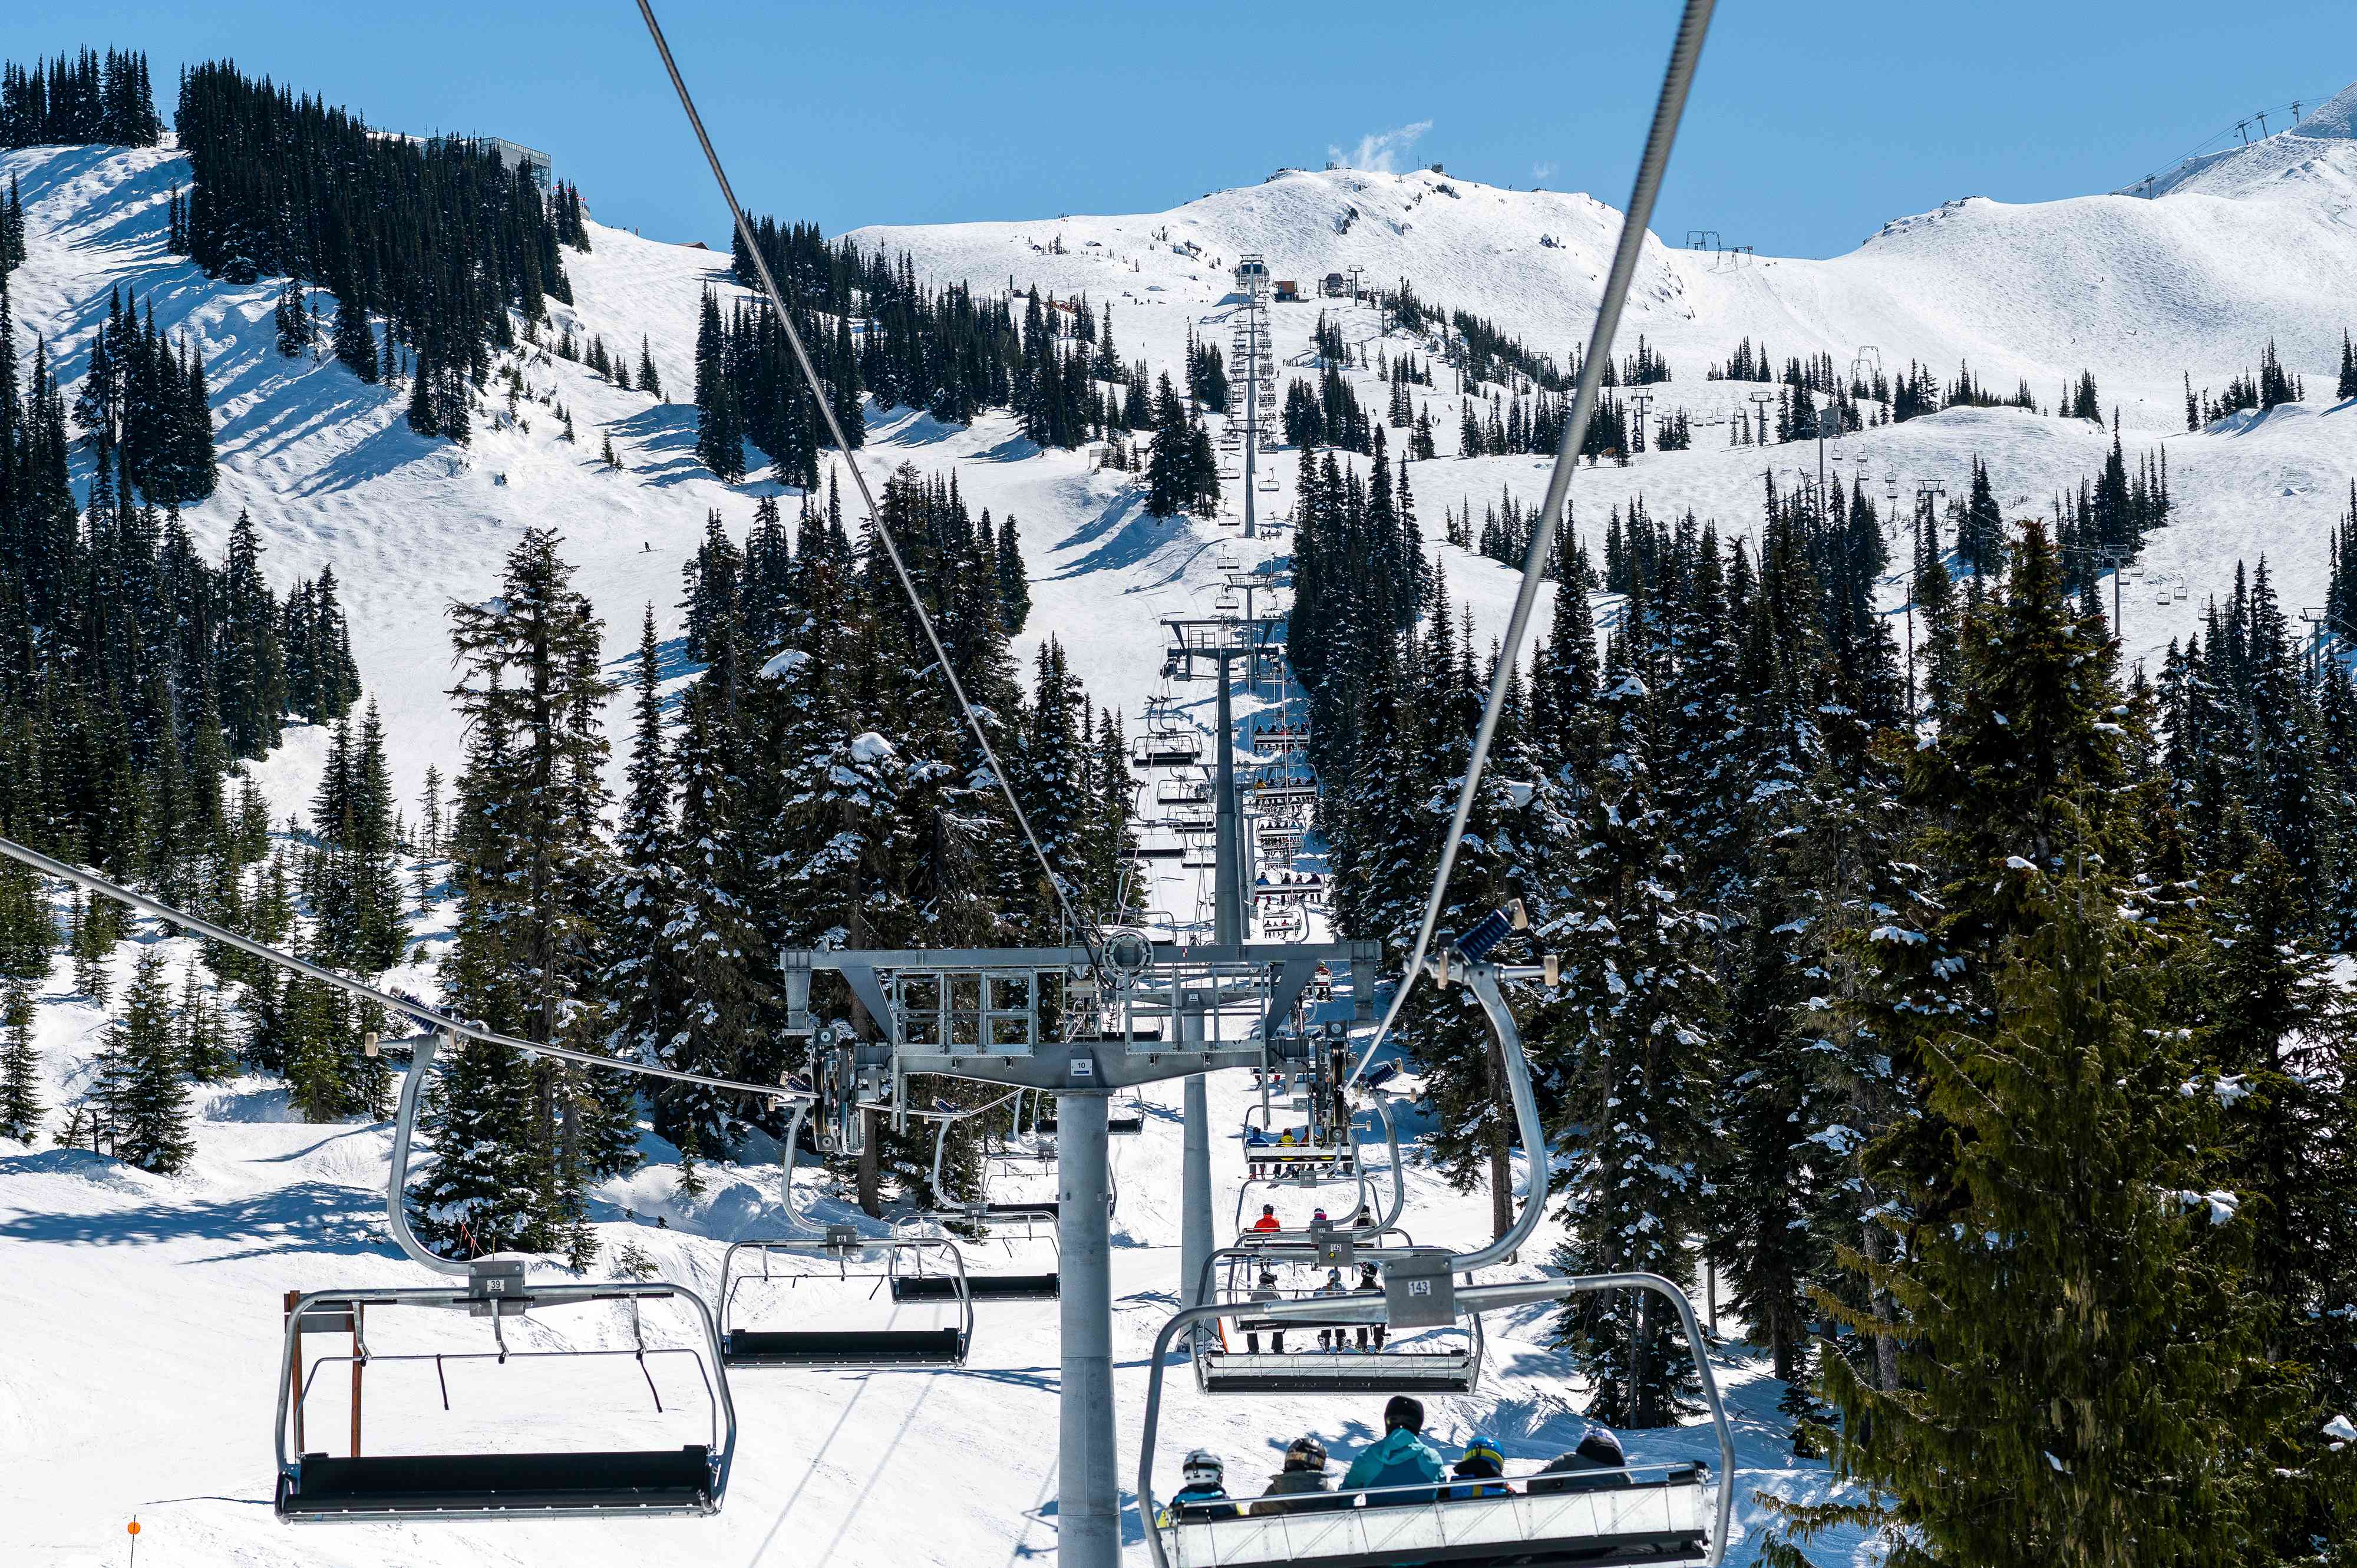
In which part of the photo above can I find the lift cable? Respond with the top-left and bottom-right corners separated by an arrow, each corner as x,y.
1349,0 -> 1716,1085
0,834 -> 813,1105
635,0 -> 1094,962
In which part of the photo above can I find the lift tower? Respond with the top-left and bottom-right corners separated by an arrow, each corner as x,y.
1229,256 -> 1275,539
1162,610 -> 1288,1319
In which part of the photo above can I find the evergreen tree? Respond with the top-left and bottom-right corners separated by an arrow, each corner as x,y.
0,859 -> 52,979
101,948 -> 192,1174
0,979 -> 41,1142
1541,661 -> 1719,1426
416,529 -> 631,1256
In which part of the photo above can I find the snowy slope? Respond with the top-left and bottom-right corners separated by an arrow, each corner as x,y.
14,70 -> 2357,1568
2128,80 -> 2357,202
0,916 -> 1837,1568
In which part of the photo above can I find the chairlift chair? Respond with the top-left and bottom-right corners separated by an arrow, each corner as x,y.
717,1232 -> 974,1369
1191,1248 -> 1483,1396
275,1030 -> 736,1521
895,1210 -> 1062,1302
1142,1273 -> 1733,1568
1141,927 -> 1738,1567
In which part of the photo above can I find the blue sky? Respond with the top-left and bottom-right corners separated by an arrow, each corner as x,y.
16,2 -> 2357,257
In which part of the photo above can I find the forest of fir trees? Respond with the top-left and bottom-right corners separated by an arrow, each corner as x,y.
408,465 -> 1136,1264
1288,431 -> 2355,1561
4,463 -> 1137,1266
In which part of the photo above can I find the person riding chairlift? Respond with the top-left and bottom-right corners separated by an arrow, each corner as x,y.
1342,1395 -> 1444,1507
1441,1434 -> 1510,1501
1251,1203 -> 1283,1234
1349,1262 -> 1387,1351
1313,1265 -> 1349,1351
1252,1435 -> 1344,1516
1162,1449 -> 1238,1523
1245,1269 -> 1286,1354
1528,1424 -> 1630,1496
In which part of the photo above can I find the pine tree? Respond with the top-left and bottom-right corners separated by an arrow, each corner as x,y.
1541,659 -> 1719,1426
1794,868 -> 2296,1564
637,334 -> 662,399
332,295 -> 376,382
603,609 -> 688,1131
102,949 -> 192,1174
0,979 -> 42,1142
0,858 -> 52,979
418,529 -> 630,1255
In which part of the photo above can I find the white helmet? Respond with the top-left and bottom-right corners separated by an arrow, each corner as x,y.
1183,1448 -> 1224,1487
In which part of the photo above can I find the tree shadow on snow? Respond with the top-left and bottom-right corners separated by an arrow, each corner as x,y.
1043,491 -> 1197,582
0,1173 -> 386,1261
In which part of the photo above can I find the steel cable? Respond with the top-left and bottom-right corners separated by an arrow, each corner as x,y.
1350,0 -> 1716,1084
635,0 -> 1094,958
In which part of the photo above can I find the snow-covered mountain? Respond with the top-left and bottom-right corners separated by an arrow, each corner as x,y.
10,71 -> 2357,1568
2127,79 -> 2357,201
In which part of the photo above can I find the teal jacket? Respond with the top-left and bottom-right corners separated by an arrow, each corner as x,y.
1342,1428 -> 1445,1502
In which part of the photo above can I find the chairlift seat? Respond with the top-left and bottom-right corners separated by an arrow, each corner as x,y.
985,1200 -> 1059,1217
722,1328 -> 966,1368
1200,1349 -> 1477,1395
279,1445 -> 717,1520
1161,1464 -> 1711,1568
893,1272 -> 1061,1302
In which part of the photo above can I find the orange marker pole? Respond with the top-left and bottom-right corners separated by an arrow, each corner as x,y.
126,1518 -> 140,1567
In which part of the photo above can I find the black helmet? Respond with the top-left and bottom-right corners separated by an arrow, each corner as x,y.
1285,1435 -> 1329,1471
1262,1203 -> 1275,1216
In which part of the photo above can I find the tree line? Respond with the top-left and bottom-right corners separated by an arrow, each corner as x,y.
413,473 -> 1135,1262
0,49 -> 160,148
1288,440 -> 2353,1557
173,61 -> 574,420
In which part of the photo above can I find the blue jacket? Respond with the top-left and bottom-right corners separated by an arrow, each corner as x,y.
1168,1483 -> 1239,1521
1342,1428 -> 1445,1503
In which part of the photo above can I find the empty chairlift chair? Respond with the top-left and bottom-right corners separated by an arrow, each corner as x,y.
894,1209 -> 1062,1302
718,1230 -> 973,1369
275,1031 -> 737,1521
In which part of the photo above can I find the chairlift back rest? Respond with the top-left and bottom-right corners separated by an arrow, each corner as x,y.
724,1328 -> 965,1367
1162,1462 -> 1709,1568
895,1273 -> 1059,1302
280,1446 -> 715,1519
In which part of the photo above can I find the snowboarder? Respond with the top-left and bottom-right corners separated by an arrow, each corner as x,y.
1351,1262 -> 1387,1350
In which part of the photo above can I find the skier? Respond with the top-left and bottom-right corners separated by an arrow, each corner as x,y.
1251,1436 -> 1342,1516
1313,1266 -> 1349,1351
1251,1203 -> 1283,1234
1162,1449 -> 1239,1522
1351,1262 -> 1387,1351
1441,1434 -> 1510,1501
1528,1424 -> 1629,1494
1341,1395 -> 1445,1507
1245,1269 -> 1286,1354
